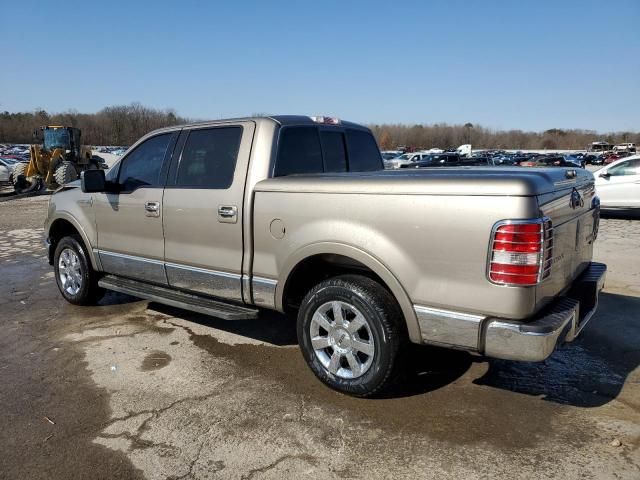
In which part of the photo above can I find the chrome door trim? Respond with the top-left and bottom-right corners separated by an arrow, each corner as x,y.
252,276 -> 277,309
414,305 -> 486,351
98,250 -> 164,265
97,249 -> 167,285
164,261 -> 241,279
95,250 -> 247,302
165,262 -> 242,302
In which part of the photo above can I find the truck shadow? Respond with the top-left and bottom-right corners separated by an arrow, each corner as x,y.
474,291 -> 640,408
149,302 -> 474,397
148,303 -> 299,346
144,292 -> 637,406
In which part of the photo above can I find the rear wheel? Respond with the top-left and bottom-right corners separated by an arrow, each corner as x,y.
54,235 -> 104,305
54,162 -> 79,186
297,274 -> 406,397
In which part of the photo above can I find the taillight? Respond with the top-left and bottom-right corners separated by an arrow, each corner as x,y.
488,219 -> 553,286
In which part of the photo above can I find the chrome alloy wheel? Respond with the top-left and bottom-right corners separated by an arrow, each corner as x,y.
58,248 -> 82,295
309,301 -> 375,379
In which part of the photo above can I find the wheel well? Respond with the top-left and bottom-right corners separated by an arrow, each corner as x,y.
282,254 -> 391,315
48,219 -> 81,265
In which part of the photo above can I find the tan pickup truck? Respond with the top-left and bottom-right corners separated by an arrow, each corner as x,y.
44,115 -> 606,397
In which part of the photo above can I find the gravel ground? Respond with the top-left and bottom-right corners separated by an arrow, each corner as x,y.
0,195 -> 638,480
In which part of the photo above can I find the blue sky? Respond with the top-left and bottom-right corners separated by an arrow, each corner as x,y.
1,0 -> 638,131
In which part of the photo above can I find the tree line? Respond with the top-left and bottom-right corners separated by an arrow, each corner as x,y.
0,104 -> 638,150
0,103 -> 188,146
370,123 -> 640,151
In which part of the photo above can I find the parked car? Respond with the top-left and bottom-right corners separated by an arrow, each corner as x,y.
400,152 -> 461,168
385,152 -> 432,169
0,157 -> 25,185
44,115 -> 605,397
564,154 -> 586,168
381,151 -> 400,161
584,153 -> 603,165
381,150 -> 402,161
520,155 -> 577,167
603,152 -> 629,165
595,154 -> 640,210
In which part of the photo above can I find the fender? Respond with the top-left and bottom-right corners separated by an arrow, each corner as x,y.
277,241 -> 421,343
46,212 -> 102,271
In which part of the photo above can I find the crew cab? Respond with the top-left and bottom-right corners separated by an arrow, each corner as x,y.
45,116 -> 606,397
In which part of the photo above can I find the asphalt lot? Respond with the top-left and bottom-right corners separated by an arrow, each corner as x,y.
0,195 -> 638,480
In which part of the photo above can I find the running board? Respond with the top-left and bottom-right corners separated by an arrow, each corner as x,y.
98,275 -> 259,320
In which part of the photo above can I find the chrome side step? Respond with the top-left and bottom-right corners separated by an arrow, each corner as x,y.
98,275 -> 259,320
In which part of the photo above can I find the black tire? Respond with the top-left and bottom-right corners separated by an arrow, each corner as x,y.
53,235 -> 105,305
12,162 -> 39,193
297,274 -> 406,397
54,162 -> 79,186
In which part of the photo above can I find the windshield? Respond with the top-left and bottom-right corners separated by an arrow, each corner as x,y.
398,154 -> 412,160
43,128 -> 71,150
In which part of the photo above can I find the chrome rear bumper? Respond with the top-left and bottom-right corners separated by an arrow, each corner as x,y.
483,262 -> 606,361
415,262 -> 607,362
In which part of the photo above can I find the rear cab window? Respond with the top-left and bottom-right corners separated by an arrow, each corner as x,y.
274,125 -> 382,177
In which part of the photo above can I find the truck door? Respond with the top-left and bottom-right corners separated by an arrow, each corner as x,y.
94,132 -> 177,285
162,121 -> 255,303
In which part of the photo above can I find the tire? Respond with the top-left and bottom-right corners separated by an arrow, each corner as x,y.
54,162 -> 79,186
12,162 -> 27,186
53,235 -> 105,305
297,274 -> 406,397
12,163 -> 42,194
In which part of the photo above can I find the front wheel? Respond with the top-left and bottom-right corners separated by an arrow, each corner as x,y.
297,274 -> 406,397
54,235 -> 104,305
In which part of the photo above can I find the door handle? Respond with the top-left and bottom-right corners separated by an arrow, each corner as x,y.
218,205 -> 237,223
144,201 -> 160,217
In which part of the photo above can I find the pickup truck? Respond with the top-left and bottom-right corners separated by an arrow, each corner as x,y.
44,115 -> 606,397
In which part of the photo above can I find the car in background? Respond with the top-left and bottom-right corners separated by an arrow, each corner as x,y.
0,157 -> 26,185
520,155 -> 577,168
400,153 -> 461,168
613,143 -> 636,154
595,155 -> 640,210
603,152 -> 630,165
584,153 -> 603,165
385,152 -> 433,169
564,154 -> 586,168
381,151 -> 401,161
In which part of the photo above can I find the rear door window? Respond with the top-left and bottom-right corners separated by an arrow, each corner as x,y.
346,129 -> 383,172
176,127 -> 242,189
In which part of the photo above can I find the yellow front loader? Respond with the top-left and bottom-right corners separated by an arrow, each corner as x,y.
13,126 -> 103,193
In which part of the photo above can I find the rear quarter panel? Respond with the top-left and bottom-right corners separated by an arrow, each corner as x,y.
252,188 -> 542,341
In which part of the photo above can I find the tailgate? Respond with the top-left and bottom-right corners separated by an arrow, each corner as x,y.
536,179 -> 599,308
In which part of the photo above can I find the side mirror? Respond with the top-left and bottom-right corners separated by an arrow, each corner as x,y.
599,172 -> 610,179
81,169 -> 106,193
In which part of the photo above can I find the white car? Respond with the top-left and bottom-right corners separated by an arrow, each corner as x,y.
0,158 -> 22,184
595,154 -> 640,210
